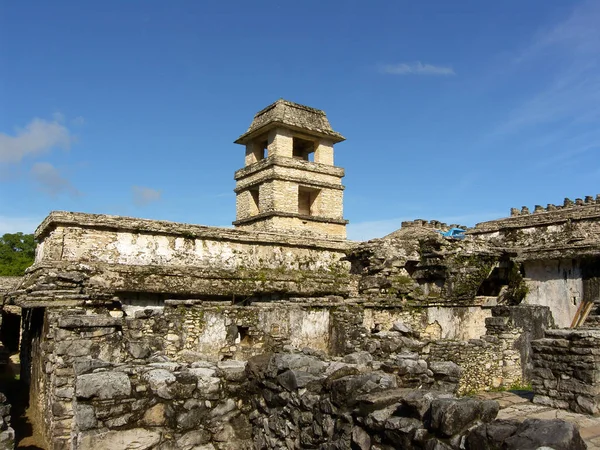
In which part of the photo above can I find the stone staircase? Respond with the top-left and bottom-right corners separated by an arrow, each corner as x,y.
581,300 -> 600,327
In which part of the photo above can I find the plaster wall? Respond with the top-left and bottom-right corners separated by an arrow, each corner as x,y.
361,306 -> 491,341
37,224 -> 347,272
523,259 -> 582,328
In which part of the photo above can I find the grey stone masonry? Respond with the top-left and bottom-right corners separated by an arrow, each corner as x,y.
531,328 -> 600,415
0,392 -> 14,450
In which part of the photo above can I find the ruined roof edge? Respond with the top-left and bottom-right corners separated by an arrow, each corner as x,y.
472,204 -> 600,233
35,211 -> 350,250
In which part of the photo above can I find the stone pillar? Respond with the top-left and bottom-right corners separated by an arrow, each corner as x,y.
267,128 -> 293,158
314,139 -> 334,165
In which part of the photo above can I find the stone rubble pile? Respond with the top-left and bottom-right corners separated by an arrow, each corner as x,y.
0,392 -> 14,450
244,352 -> 586,450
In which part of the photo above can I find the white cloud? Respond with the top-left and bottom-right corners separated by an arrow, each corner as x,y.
0,116 -> 75,164
493,1 -> 600,142
71,116 -> 85,126
0,215 -> 42,235
30,162 -> 79,197
132,186 -> 162,206
381,61 -> 456,76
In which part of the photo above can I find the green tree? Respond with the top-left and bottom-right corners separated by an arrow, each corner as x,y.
0,232 -> 36,276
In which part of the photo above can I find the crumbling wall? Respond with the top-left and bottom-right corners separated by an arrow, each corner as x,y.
71,359 -> 251,450
0,392 -> 14,450
12,212 -> 353,306
427,305 -> 554,395
532,329 -> 600,415
121,300 -> 334,361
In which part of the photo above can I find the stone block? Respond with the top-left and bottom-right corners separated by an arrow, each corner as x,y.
75,371 -> 131,399
58,315 -> 122,328
77,428 -> 161,450
74,404 -> 97,431
143,369 -> 177,399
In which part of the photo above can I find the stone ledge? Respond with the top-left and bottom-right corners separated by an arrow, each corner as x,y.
58,315 -> 123,328
233,211 -> 348,227
234,173 -> 345,193
234,156 -> 345,181
35,211 -> 350,250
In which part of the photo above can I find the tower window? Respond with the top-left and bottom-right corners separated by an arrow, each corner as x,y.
258,140 -> 267,160
298,186 -> 320,216
293,137 -> 315,161
250,188 -> 260,215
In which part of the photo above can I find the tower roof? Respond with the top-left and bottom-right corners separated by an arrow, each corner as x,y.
234,99 -> 345,145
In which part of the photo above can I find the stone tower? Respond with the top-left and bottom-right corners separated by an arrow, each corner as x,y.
233,99 -> 348,238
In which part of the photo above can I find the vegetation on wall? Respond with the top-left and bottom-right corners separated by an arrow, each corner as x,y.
0,232 -> 35,276
503,263 -> 529,305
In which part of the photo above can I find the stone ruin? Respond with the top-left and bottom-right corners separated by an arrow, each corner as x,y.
0,99 -> 598,449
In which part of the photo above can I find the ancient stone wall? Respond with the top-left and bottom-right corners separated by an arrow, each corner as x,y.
0,392 -> 14,450
71,359 -> 251,450
0,277 -> 21,304
531,329 -> 600,415
428,306 -> 553,395
42,348 -> 587,450
11,212 -> 352,307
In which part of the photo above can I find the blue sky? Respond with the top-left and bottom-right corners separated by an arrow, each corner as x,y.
1,0 -> 598,240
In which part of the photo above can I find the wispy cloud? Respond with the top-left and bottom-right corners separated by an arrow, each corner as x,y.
31,162 -> 79,197
132,186 -> 161,206
71,116 -> 86,126
492,0 -> 600,149
380,61 -> 456,76
0,115 -> 75,164
0,215 -> 42,235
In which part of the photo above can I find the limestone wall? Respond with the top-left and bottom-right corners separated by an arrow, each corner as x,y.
121,301 -> 333,361
428,305 -> 554,395
471,202 -> 600,261
11,211 -> 353,306
523,259 -> 582,327
0,392 -> 14,450
0,277 -> 21,302
532,329 -> 600,415
361,306 -> 491,341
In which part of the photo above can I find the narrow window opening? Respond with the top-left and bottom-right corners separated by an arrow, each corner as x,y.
298,186 -> 320,216
237,326 -> 253,347
259,140 -> 267,160
252,139 -> 267,162
250,188 -> 260,215
293,137 -> 315,161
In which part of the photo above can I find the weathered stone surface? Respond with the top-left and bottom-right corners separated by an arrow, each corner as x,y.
77,428 -> 161,450
74,404 -> 97,431
499,419 -> 585,450
342,351 -> 373,365
351,426 -> 371,450
141,403 -> 168,426
391,321 -> 413,335
428,398 -> 499,437
176,430 -> 211,449
75,372 -> 131,399
330,372 -> 397,406
143,369 -> 177,399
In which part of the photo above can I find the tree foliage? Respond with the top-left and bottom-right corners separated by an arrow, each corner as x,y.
0,232 -> 36,276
